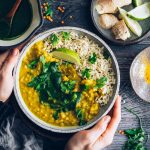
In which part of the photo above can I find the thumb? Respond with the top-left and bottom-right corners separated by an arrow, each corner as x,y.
87,115 -> 111,142
3,48 -> 19,75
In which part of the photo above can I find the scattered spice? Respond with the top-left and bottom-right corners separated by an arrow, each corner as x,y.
118,130 -> 125,135
61,20 -> 64,24
41,2 -> 53,22
57,6 -> 65,13
41,2 -> 73,23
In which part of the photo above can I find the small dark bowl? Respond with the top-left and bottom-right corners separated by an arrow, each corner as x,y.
91,0 -> 150,45
0,0 -> 43,49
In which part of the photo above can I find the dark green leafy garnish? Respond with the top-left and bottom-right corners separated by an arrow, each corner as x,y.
88,53 -> 97,64
61,81 -> 76,94
122,107 -> 148,150
45,4 -> 53,17
27,59 -> 39,69
62,31 -> 70,40
82,68 -> 90,79
50,34 -> 59,46
80,84 -> 90,91
53,110 -> 59,120
40,55 -> 46,65
27,56 -> 83,124
75,109 -> 87,126
95,77 -> 107,89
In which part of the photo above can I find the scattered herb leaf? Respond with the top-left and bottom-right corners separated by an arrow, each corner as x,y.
80,84 -> 90,91
95,77 -> 107,89
122,107 -> 148,150
45,4 -> 53,17
53,110 -> 59,120
50,34 -> 59,46
82,68 -> 90,79
61,80 -> 76,94
75,109 -> 87,126
27,59 -> 39,69
40,55 -> 46,65
62,31 -> 70,40
89,53 -> 97,64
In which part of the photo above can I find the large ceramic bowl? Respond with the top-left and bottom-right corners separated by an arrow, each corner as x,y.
0,0 -> 43,48
14,27 -> 120,133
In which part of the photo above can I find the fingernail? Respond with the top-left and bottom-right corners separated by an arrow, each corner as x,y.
104,116 -> 111,124
13,49 -> 18,56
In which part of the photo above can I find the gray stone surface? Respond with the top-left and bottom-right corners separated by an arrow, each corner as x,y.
0,0 -> 150,149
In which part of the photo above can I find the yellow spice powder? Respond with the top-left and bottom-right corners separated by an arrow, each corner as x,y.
145,64 -> 150,84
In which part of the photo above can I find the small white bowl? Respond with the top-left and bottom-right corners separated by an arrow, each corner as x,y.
14,27 -> 120,133
0,0 -> 43,48
130,47 -> 150,102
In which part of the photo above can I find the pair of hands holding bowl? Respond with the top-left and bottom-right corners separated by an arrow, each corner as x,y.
0,48 -> 121,150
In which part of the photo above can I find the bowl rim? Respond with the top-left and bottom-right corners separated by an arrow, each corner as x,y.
91,0 -> 150,46
0,0 -> 43,49
130,47 -> 150,102
14,26 -> 120,133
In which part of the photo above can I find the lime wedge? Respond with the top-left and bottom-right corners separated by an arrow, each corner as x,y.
133,0 -> 143,7
119,8 -> 142,37
128,2 -> 150,20
51,48 -> 81,65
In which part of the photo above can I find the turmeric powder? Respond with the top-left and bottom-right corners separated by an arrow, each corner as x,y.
145,64 -> 150,84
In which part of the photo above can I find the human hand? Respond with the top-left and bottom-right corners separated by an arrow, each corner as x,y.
0,48 -> 19,102
65,96 -> 121,150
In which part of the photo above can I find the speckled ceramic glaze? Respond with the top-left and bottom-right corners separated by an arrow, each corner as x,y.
91,0 -> 150,45
0,0 -> 43,48
130,47 -> 150,102
14,27 -> 120,133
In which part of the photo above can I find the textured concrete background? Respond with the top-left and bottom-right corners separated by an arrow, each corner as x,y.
0,0 -> 150,149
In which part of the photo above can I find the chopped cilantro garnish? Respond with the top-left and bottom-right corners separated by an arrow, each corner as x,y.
122,107 -> 148,150
62,31 -> 70,40
40,55 -> 46,65
89,53 -> 97,64
27,58 -> 82,124
75,109 -> 87,126
61,80 -> 76,94
53,110 -> 59,120
82,68 -> 90,79
80,84 -> 90,91
45,4 -> 53,17
95,77 -> 107,89
50,34 -> 59,46
27,59 -> 39,69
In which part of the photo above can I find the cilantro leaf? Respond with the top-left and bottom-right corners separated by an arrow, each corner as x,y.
50,34 -> 59,46
80,84 -> 90,91
82,68 -> 90,79
60,80 -> 76,94
89,53 -> 97,64
75,109 -> 87,126
122,108 -> 148,150
40,55 -> 46,65
53,110 -> 59,120
95,77 -> 107,89
45,4 -> 53,17
62,31 -> 70,40
27,59 -> 39,69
